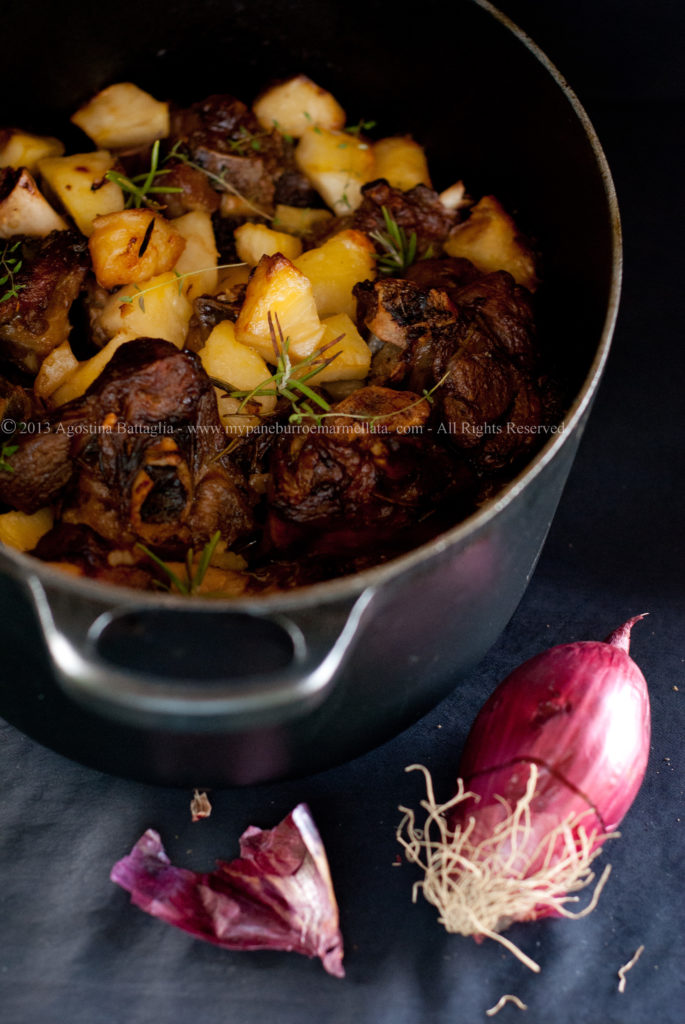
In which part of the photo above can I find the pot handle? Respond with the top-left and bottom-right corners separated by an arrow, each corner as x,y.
23,574 -> 376,732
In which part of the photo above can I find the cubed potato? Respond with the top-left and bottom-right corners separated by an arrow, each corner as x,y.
89,209 -> 186,289
0,130 -> 64,173
200,320 -> 276,414
219,193 -> 264,219
171,210 -> 219,300
439,180 -> 468,211
37,151 -> 124,236
234,222 -> 302,265
295,127 -> 375,213
253,75 -> 345,138
372,136 -> 431,191
235,253 -> 325,363
99,272 -> 193,348
294,229 -> 376,319
0,506 -> 53,552
51,332 -> 138,406
213,391 -> 261,434
218,263 -> 251,290
302,313 -> 371,383
444,195 -> 538,291
34,340 -> 79,403
273,204 -> 333,237
0,168 -> 67,238
71,83 -> 170,149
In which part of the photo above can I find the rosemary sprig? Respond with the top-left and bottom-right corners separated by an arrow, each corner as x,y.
0,442 -> 18,473
0,240 -> 25,306
290,369 -> 450,428
165,141 -> 272,220
119,262 -> 246,312
215,311 -> 341,417
136,530 -> 222,595
104,140 -> 183,210
370,205 -> 419,276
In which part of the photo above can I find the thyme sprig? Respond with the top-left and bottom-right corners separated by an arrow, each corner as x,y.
165,141 -> 272,220
136,530 -> 222,595
226,126 -> 270,154
0,240 -> 25,306
290,369 -> 451,429
344,118 -> 377,136
119,262 -> 247,312
104,140 -> 183,210
214,311 -> 341,419
0,442 -> 18,473
370,205 -> 419,276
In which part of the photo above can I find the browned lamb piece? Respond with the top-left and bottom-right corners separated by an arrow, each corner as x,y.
0,339 -> 255,554
0,229 -> 89,372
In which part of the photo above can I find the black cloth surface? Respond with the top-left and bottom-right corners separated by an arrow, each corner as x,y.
1,3 -> 683,1022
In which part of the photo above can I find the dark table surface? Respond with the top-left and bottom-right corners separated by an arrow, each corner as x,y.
1,3 -> 683,1022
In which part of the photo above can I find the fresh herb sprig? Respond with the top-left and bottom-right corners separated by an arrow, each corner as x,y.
165,141 -> 272,220
0,240 -> 25,306
344,118 -> 377,136
136,530 -> 222,595
226,126 -> 270,154
290,369 -> 451,429
0,442 -> 18,473
119,262 -> 247,312
214,311 -> 341,420
104,140 -> 183,210
370,205 -> 419,276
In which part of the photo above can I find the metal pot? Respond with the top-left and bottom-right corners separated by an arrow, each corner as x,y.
0,0 -> 620,785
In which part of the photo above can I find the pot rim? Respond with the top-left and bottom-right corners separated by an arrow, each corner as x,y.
0,0 -> 622,614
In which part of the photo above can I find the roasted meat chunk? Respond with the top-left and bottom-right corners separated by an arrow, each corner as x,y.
0,339 -> 254,551
0,230 -> 89,372
351,180 -> 457,254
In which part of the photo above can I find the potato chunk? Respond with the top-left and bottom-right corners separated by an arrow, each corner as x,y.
34,340 -> 79,403
272,204 -> 333,237
302,313 -> 371,383
0,168 -> 67,238
0,130 -> 64,173
372,136 -> 431,191
294,229 -> 376,319
235,253 -> 325,363
234,222 -> 302,265
253,75 -> 345,138
88,210 -> 186,289
199,320 -> 276,414
71,83 -> 170,150
37,151 -> 124,236
295,128 -> 375,213
51,332 -> 137,406
170,210 -> 219,301
99,272 -> 192,348
444,195 -> 538,291
0,506 -> 53,552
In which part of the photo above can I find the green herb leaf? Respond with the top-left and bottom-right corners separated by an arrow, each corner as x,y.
369,205 -> 421,276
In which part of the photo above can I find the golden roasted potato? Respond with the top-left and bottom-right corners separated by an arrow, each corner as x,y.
0,507 -> 53,552
295,127 -> 375,213
99,272 -> 193,348
0,129 -> 64,173
301,313 -> 371,383
171,210 -> 219,300
51,332 -> 138,406
444,195 -> 538,291
37,151 -> 124,236
272,204 -> 333,237
88,210 -> 186,289
0,168 -> 67,238
294,229 -> 376,319
34,340 -> 79,403
71,83 -> 170,149
253,75 -> 345,138
235,253 -> 325,363
200,320 -> 276,414
234,222 -> 302,265
372,136 -> 431,191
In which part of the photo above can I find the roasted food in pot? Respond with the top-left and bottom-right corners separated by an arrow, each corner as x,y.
0,76 -> 560,593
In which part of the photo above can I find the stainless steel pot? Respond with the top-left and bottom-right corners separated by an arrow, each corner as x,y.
0,0 -> 620,785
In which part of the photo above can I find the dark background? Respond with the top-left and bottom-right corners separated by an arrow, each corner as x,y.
1,2 -> 683,1022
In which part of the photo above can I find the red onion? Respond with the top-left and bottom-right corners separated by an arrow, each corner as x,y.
397,617 -> 651,971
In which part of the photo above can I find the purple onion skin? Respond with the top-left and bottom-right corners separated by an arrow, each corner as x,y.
451,618 -> 651,877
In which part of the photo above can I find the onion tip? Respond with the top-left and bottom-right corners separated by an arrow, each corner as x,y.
604,613 -> 648,653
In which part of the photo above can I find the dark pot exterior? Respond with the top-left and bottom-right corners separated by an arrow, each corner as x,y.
0,0 -> 620,785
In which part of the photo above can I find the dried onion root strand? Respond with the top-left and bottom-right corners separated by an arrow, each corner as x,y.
486,994 -> 528,1016
617,944 -> 644,993
397,763 -> 616,972
397,618 -> 651,971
